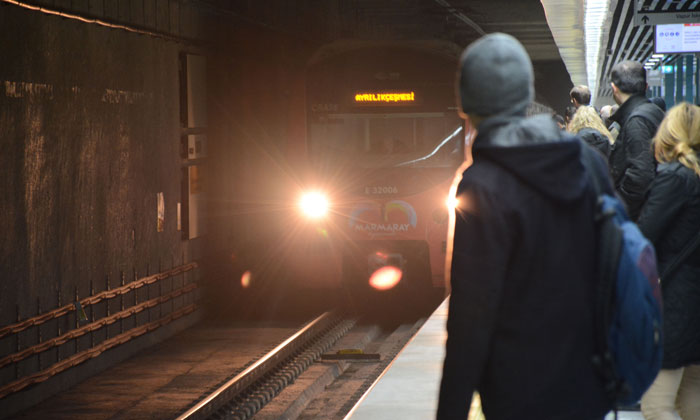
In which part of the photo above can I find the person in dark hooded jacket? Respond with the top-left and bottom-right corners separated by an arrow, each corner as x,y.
608,61 -> 665,220
637,103 -> 700,420
437,33 -> 612,420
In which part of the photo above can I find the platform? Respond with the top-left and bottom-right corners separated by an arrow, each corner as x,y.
345,298 -> 644,420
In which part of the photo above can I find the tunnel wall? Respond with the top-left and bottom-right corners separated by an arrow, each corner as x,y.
0,2 -> 206,414
202,20 -> 320,318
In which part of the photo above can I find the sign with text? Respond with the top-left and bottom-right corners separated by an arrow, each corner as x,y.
353,91 -> 417,106
656,23 -> 700,53
635,1 -> 700,26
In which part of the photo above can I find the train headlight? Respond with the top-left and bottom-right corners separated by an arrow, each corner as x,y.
299,191 -> 329,219
446,195 -> 459,211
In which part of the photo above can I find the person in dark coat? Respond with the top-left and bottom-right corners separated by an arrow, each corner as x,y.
553,113 -> 566,130
637,102 -> 700,420
437,33 -> 612,420
564,104 -> 577,130
608,61 -> 665,220
650,97 -> 667,113
568,105 -> 614,158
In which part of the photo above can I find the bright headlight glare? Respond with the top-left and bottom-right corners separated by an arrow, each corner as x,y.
299,191 -> 329,219
446,195 -> 459,211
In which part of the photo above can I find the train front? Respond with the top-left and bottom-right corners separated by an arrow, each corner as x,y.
291,42 -> 465,307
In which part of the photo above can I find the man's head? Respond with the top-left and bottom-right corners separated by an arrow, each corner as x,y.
599,105 -> 613,126
457,33 -> 534,122
610,61 -> 647,105
569,85 -> 591,108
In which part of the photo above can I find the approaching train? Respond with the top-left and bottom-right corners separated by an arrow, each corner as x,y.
287,40 -> 467,305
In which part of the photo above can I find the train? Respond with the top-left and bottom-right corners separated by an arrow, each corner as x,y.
284,40 -> 469,307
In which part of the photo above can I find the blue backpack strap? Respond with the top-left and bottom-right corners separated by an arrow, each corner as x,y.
579,144 -> 625,401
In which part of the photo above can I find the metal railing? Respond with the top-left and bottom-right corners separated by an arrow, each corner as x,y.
0,262 -> 199,399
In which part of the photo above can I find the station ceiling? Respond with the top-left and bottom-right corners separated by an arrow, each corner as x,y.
543,0 -> 700,105
201,0 -> 573,111
324,0 -> 573,112
596,0 -> 699,100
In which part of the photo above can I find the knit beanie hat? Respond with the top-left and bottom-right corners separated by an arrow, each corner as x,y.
458,33 -> 534,117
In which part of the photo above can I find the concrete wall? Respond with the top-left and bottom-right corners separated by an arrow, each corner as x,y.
0,2 -> 205,412
202,18 -> 321,317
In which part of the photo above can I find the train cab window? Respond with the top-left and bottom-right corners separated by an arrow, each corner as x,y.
309,113 -> 462,169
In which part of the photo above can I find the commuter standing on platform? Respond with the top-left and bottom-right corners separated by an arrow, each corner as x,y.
637,103 -> 700,420
570,85 -> 592,108
564,104 -> 577,130
569,105 -> 614,158
437,33 -> 611,420
608,61 -> 664,221
600,105 -> 614,127
650,97 -> 667,113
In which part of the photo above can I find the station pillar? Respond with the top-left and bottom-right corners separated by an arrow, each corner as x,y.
685,55 -> 695,104
675,58 -> 684,105
662,54 -> 698,107
665,64 -> 675,107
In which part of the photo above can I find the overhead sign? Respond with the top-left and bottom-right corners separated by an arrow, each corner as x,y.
656,23 -> 700,54
634,0 -> 700,26
354,91 -> 416,104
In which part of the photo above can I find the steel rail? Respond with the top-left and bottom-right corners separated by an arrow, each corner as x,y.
175,311 -> 338,420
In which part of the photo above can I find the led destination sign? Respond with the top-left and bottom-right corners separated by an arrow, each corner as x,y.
354,91 -> 416,104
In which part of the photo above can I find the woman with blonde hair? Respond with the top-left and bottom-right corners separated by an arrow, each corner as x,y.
568,105 -> 614,158
638,102 -> 700,420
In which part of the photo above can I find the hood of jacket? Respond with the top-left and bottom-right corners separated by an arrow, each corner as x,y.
472,114 -> 588,203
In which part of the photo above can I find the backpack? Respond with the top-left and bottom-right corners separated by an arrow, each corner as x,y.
580,144 -> 663,407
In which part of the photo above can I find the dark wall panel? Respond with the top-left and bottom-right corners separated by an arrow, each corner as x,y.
0,3 -> 201,400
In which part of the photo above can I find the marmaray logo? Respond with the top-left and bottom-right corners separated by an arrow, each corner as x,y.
349,200 -> 417,234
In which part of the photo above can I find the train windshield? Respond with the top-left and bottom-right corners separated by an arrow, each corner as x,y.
309,112 -> 463,169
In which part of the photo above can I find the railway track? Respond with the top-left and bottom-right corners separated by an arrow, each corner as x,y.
174,311 -> 425,420
8,301 -> 431,420
175,312 -> 353,420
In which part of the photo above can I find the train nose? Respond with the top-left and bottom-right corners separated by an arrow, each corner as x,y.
368,251 -> 406,273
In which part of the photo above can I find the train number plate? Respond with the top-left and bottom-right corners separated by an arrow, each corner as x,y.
365,186 -> 398,195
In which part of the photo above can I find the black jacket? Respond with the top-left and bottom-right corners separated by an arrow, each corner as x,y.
609,95 -> 665,220
577,128 -> 610,159
637,161 -> 700,369
438,115 -> 611,420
